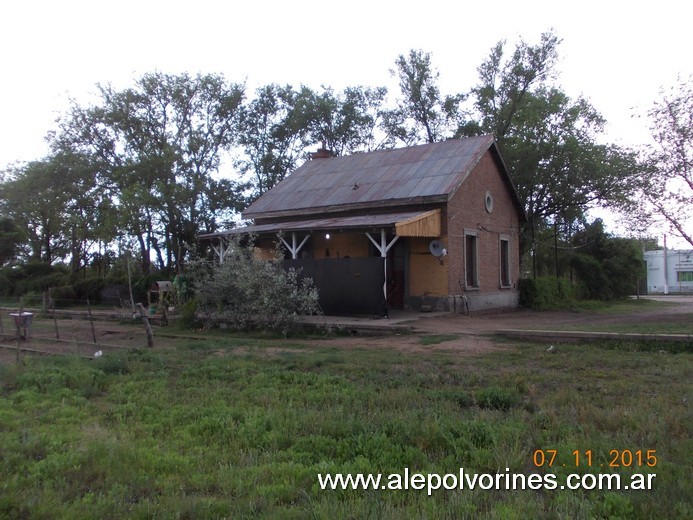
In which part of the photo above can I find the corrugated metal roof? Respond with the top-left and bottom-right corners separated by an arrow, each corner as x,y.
243,135 -> 496,219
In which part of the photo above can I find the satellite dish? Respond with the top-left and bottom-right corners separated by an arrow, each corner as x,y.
429,240 -> 446,258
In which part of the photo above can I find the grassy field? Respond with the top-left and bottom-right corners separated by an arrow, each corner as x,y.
0,332 -> 691,519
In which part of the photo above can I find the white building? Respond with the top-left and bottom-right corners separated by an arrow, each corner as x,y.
644,249 -> 693,294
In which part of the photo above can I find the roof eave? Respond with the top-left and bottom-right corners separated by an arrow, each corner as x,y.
242,195 -> 449,222
488,142 -> 528,223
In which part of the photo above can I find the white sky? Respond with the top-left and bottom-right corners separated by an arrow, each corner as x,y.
1,0 -> 691,243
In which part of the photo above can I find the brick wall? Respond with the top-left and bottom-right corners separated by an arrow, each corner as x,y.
445,151 -> 521,310
408,237 -> 448,297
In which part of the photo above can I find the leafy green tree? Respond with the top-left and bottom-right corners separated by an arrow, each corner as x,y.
0,217 -> 24,266
388,49 -> 465,144
461,31 -> 640,259
236,84 -> 308,200
237,84 -> 390,202
635,76 -> 692,246
294,85 -> 389,155
1,159 -> 70,264
570,219 -> 644,300
52,72 -> 245,272
0,152 -> 110,269
465,31 -> 560,141
503,88 -> 638,227
57,151 -> 115,272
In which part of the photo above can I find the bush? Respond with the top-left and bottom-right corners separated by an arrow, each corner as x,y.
49,286 -> 78,307
25,272 -> 69,293
518,278 -> 538,309
570,220 -> 644,300
189,236 -> 321,336
0,262 -> 70,298
570,253 -> 611,300
518,276 -> 575,310
72,277 -> 106,302
177,300 -> 203,330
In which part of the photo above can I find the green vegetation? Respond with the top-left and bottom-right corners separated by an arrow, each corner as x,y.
0,334 -> 690,519
518,276 -> 576,310
188,238 -> 321,336
2,30 -> 664,283
520,220 -> 649,310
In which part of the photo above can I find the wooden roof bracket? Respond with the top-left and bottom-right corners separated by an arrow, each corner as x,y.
212,236 -> 234,265
280,231 -> 311,260
365,228 -> 399,258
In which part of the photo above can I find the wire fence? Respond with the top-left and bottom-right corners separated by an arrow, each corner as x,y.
0,296 -> 165,361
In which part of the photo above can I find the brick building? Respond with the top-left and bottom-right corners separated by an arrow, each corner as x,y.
202,135 -> 526,315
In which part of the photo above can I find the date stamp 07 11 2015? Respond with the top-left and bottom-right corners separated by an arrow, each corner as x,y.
532,449 -> 658,469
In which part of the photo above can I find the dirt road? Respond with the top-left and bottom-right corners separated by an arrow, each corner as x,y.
1,296 -> 690,364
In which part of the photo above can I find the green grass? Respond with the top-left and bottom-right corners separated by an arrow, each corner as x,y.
0,335 -> 690,519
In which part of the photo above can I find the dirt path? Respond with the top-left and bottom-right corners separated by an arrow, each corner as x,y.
313,297 -> 692,354
1,297 -> 690,364
409,296 -> 693,335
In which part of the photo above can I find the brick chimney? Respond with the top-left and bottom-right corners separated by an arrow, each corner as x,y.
311,141 -> 332,159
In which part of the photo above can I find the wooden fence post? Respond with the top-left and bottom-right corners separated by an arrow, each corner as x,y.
16,298 -> 22,363
50,289 -> 60,340
136,303 -> 154,348
87,299 -> 97,344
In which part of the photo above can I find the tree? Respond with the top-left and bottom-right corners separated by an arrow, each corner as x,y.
1,159 -> 70,264
636,76 -> 692,246
56,151 -> 115,272
51,72 -> 245,272
294,85 -> 389,155
466,31 -> 560,141
570,219 -> 644,300
0,152 -> 109,269
0,217 -> 24,266
237,84 -> 391,202
388,49 -> 465,144
502,88 -> 639,227
236,84 -> 308,201
461,31 -> 640,259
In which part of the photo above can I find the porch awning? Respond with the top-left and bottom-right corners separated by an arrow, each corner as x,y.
394,209 -> 441,237
199,209 -> 442,239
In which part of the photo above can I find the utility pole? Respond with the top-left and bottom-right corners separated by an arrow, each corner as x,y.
663,235 -> 669,295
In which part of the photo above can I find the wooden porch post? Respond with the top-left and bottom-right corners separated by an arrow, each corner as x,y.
366,228 -> 399,316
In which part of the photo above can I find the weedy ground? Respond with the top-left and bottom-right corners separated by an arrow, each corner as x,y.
0,308 -> 690,519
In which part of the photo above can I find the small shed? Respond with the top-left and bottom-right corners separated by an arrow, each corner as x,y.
148,281 -> 173,308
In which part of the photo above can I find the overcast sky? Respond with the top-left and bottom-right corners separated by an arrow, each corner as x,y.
1,0 -> 690,241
